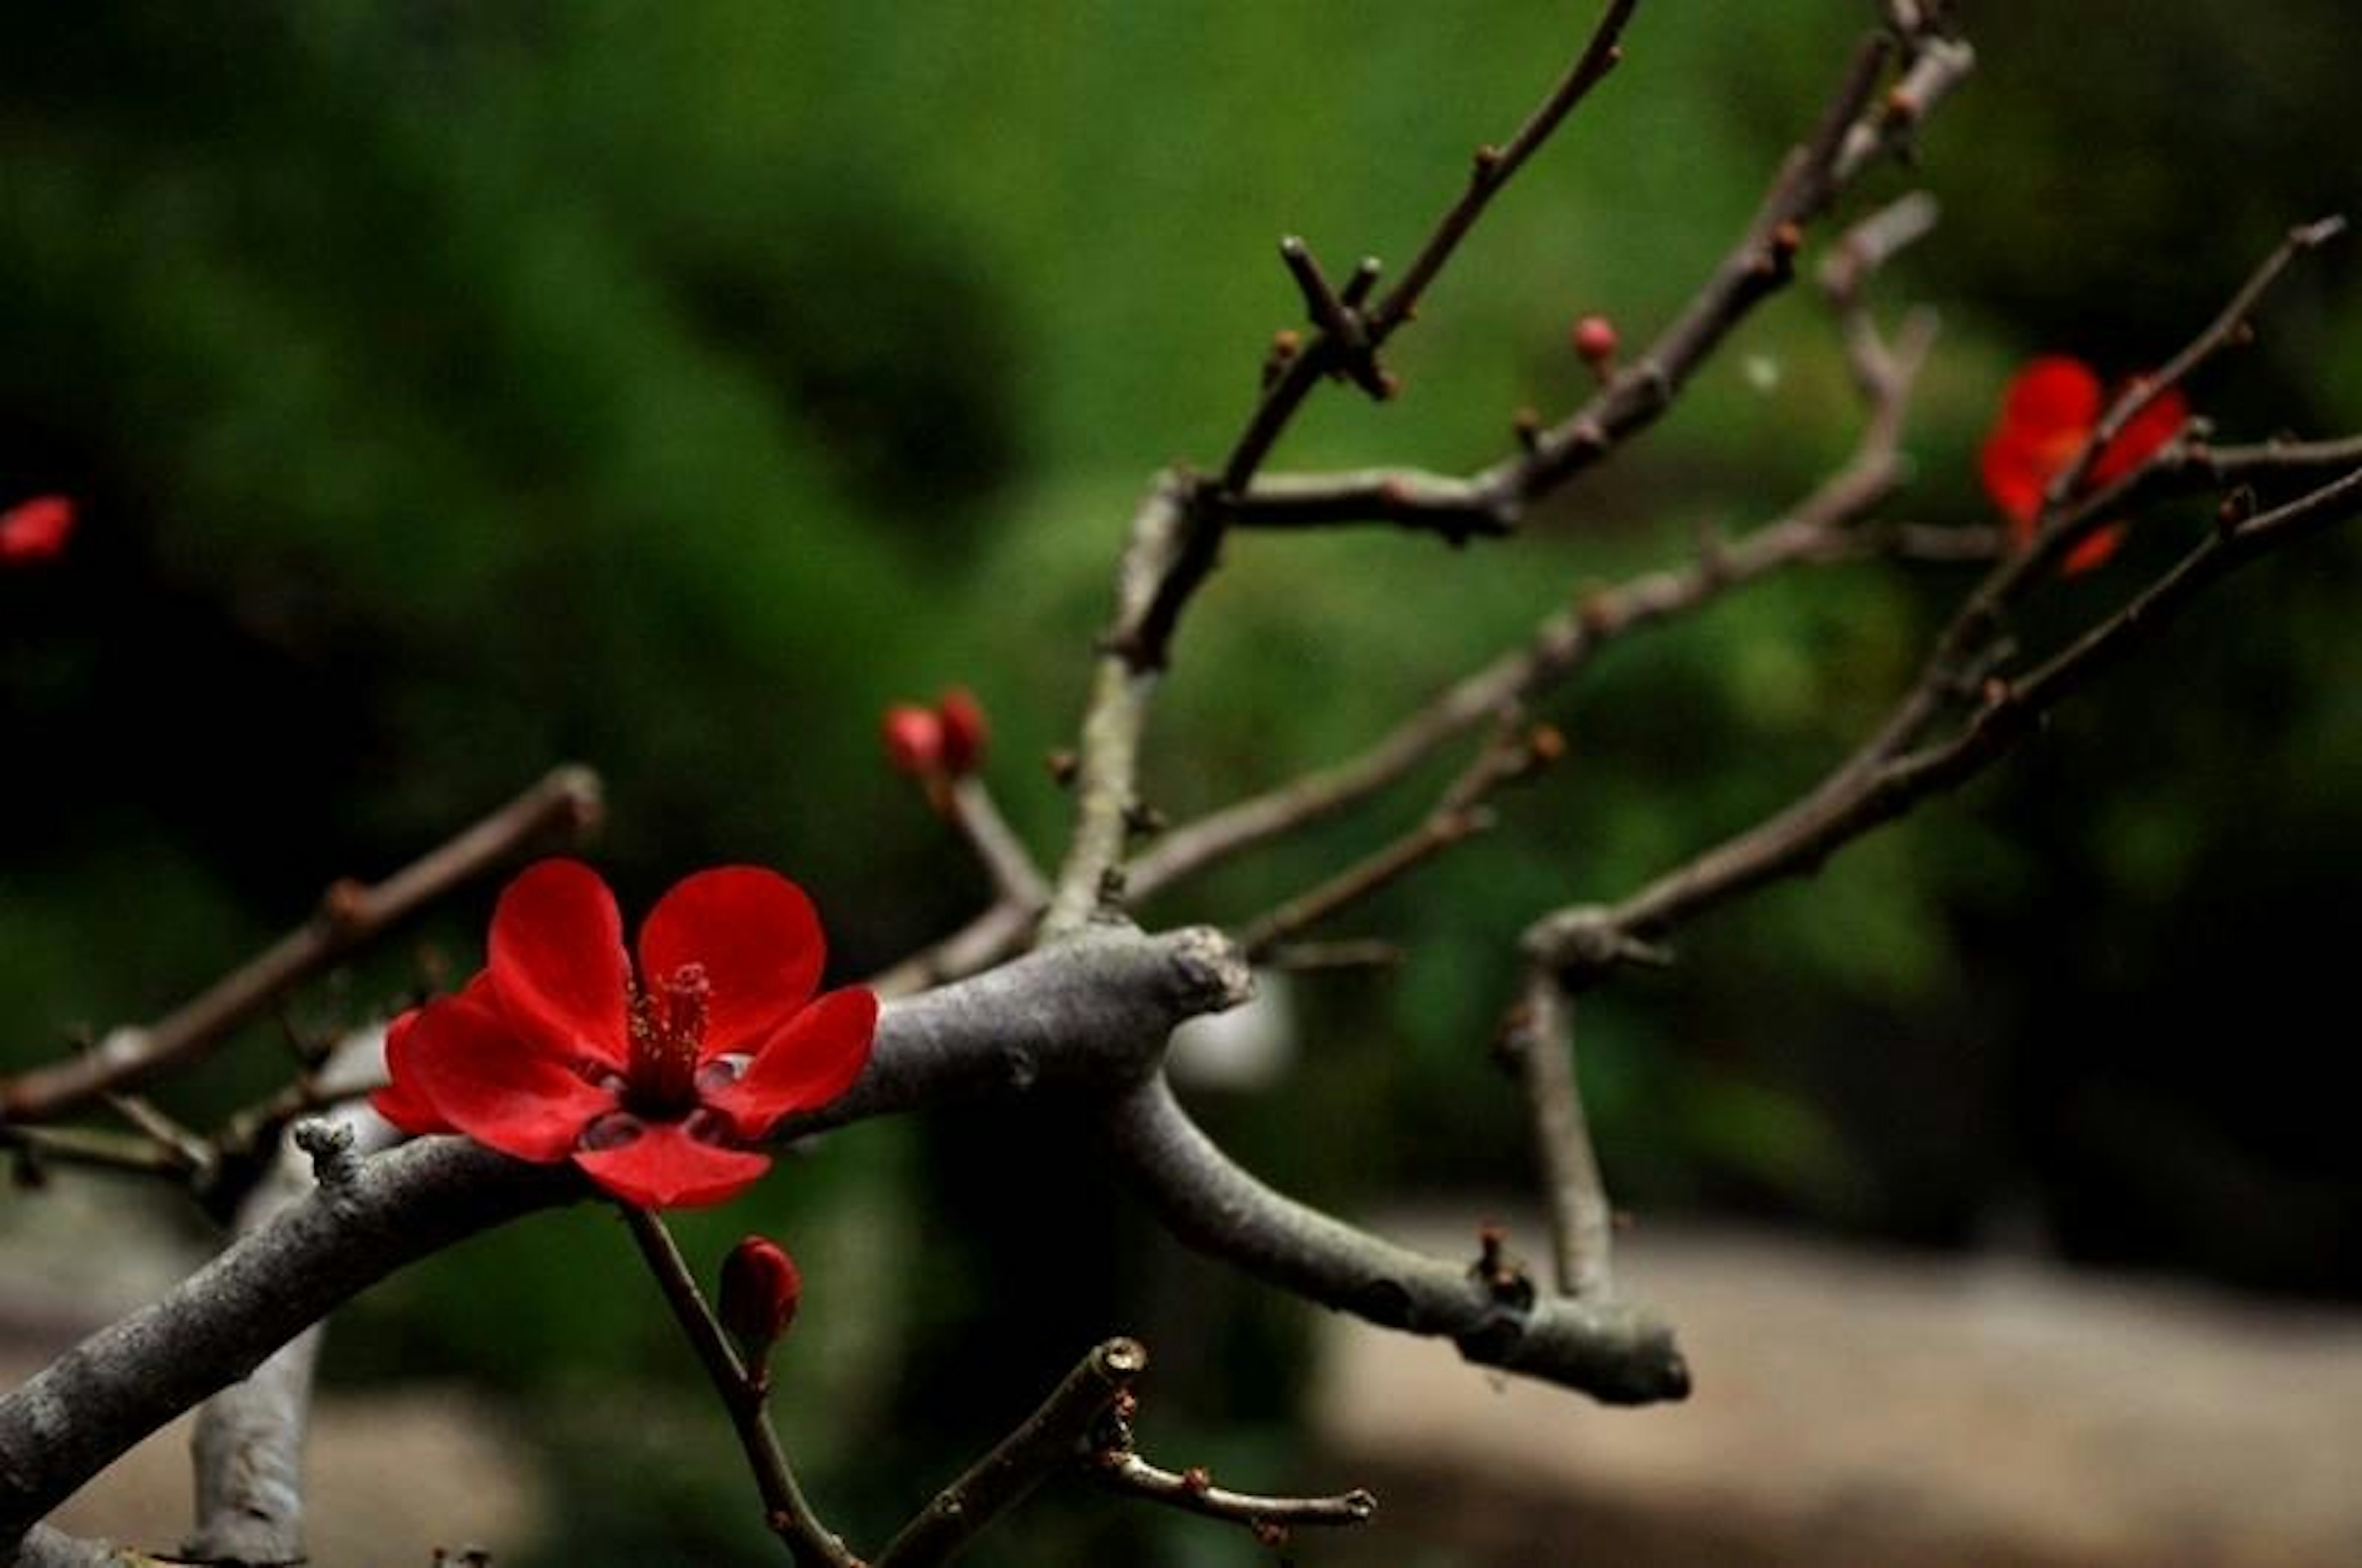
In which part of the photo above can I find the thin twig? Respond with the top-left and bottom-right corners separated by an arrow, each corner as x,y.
0,765 -> 603,1123
1529,457 -> 2362,985
945,776 -> 1050,909
1040,477 -> 1188,941
873,1338 -> 1148,1568
1113,0 -> 1644,669
2047,215 -> 2347,510
1092,1453 -> 1376,1536
1228,21 -> 1955,539
1134,268 -> 1939,908
1232,718 -> 1561,961
620,1206 -> 855,1568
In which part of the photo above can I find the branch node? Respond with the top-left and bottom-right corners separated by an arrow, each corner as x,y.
291,1117 -> 360,1192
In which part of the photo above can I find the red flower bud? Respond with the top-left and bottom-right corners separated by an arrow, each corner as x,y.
718,1234 -> 801,1362
881,704 -> 944,778
1570,314 -> 1618,373
0,494 -> 76,566
936,687 -> 989,776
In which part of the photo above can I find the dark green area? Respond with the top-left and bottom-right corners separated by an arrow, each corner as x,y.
4,3 -> 2358,1562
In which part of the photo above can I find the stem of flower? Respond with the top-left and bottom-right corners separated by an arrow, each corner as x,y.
618,1205 -> 859,1568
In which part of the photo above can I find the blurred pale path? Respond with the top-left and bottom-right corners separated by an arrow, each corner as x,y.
1315,1212 -> 2362,1566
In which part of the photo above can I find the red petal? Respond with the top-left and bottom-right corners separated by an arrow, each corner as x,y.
706,987 -> 878,1140
638,867 -> 824,1056
488,859 -> 630,1067
573,1126 -> 771,1208
2090,384 -> 2189,487
370,1006 -> 455,1134
1978,426 -> 2053,533
382,990 -> 616,1162
1999,356 -> 2102,437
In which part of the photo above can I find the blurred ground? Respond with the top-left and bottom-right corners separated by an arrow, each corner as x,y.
1312,1209 -> 2362,1567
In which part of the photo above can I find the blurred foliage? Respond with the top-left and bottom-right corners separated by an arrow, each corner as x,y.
4,1 -> 2361,1561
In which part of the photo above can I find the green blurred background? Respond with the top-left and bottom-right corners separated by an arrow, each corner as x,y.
4,2 -> 2359,1562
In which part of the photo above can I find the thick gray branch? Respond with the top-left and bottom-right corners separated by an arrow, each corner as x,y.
1100,1075 -> 1687,1405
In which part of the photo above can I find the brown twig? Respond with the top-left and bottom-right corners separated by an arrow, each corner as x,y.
2046,215 -> 2348,511
1232,717 -> 1563,961
0,765 -> 603,1124
1112,0 -> 1643,670
621,1206 -> 855,1568
874,1338 -> 1149,1568
1133,251 -> 1942,909
1040,477 -> 1191,942
1529,455 -> 2362,987
1092,1453 -> 1376,1537
1225,21 -> 1928,539
945,775 -> 1050,910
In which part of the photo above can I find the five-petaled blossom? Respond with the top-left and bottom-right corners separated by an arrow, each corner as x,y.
1978,355 -> 2187,575
372,859 -> 877,1209
0,494 -> 76,566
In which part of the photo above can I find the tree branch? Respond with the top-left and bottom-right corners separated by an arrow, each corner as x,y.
873,1338 -> 1147,1568
1495,969 -> 1615,1300
1,766 -> 603,1123
1099,1074 -> 1687,1404
0,925 -> 1251,1551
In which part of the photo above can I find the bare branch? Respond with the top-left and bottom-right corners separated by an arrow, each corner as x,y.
944,775 -> 1049,911
1495,971 -> 1615,1299
1100,1074 -> 1687,1404
2048,215 -> 2347,509
874,1339 -> 1148,1568
1092,1453 -> 1375,1537
1531,457 -> 2362,985
1233,718 -> 1562,961
1041,475 -> 1191,941
1,766 -> 603,1123
1112,0 -> 1644,670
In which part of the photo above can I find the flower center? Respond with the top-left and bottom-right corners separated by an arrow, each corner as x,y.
625,961 -> 711,1117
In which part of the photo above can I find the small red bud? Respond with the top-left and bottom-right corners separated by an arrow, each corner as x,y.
718,1235 -> 802,1363
1570,314 -> 1619,373
936,687 -> 989,776
881,704 -> 944,778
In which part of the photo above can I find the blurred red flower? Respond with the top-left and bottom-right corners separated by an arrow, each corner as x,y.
0,494 -> 76,565
373,859 -> 876,1209
1978,356 -> 2187,575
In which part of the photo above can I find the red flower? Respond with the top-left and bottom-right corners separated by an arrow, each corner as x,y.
0,494 -> 76,566
373,859 -> 877,1209
1978,356 -> 2187,575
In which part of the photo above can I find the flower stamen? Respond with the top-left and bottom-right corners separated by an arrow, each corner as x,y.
625,963 -> 712,1116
